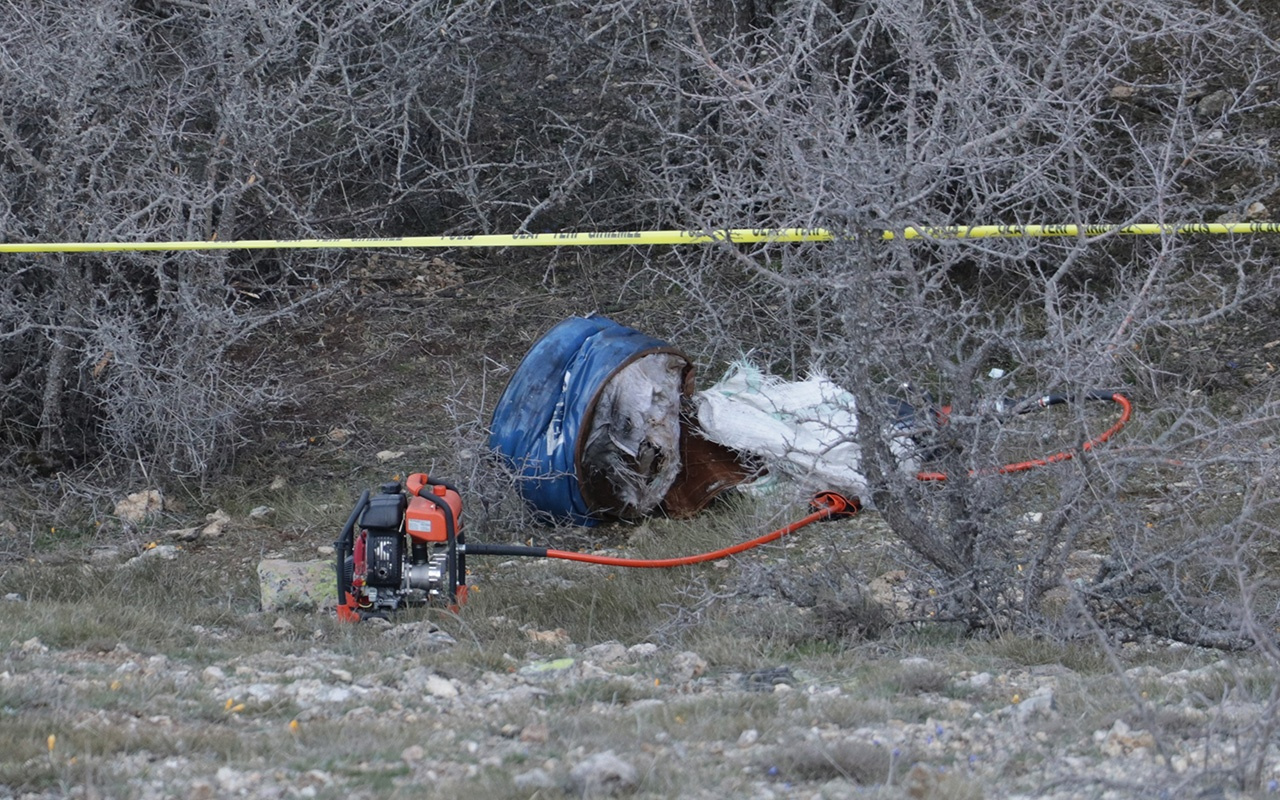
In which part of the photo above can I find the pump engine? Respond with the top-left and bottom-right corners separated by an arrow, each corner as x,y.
335,473 -> 464,621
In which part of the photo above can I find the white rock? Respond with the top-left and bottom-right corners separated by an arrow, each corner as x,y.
249,505 -> 276,520
628,643 -> 658,659
201,509 -> 231,539
246,683 -> 280,703
967,672 -> 993,688
1016,688 -> 1056,723
125,545 -> 180,566
514,768 -> 556,791
671,651 -> 707,681
583,641 -> 628,666
425,674 -> 459,699
402,745 -> 426,763
568,751 -> 638,797
376,450 -> 406,463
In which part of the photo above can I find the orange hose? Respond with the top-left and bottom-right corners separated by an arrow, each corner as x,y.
915,393 -> 1131,482
543,492 -> 859,568
526,395 -> 1131,570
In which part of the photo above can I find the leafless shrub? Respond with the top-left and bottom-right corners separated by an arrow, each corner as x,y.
0,0 -> 654,480
623,0 -> 1280,651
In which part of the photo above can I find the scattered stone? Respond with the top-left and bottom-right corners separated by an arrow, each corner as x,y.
125,544 -> 181,566
583,641 -> 628,666
327,428 -> 354,443
627,643 -> 658,659
188,780 -> 215,800
375,450 -> 406,463
425,674 -> 459,699
1016,688 -> 1056,723
200,509 -> 232,539
520,722 -> 551,744
202,666 -> 226,684
166,526 -> 202,542
114,489 -> 164,523
4,593 -> 24,602
737,729 -> 760,748
514,768 -> 557,791
670,651 -> 707,682
966,672 -> 993,689
273,617 -> 295,635
258,559 -> 338,612
246,683 -> 281,703
1247,201 -> 1269,220
248,505 -> 276,521
0,520 -> 16,538
401,744 -> 426,764
88,546 -> 123,563
1096,719 -> 1156,758
21,637 -> 48,654
904,763 -> 941,800
868,569 -> 913,617
269,475 -> 289,491
567,751 -> 638,797
1196,89 -> 1233,118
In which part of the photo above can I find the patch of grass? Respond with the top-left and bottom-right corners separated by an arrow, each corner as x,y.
0,707 -> 259,793
766,739 -> 913,784
548,677 -> 659,708
806,695 -> 897,729
0,556 -> 264,655
980,634 -> 1111,674
880,662 -> 951,696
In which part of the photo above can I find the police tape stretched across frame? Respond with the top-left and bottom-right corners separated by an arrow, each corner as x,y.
2,222 -> 1279,254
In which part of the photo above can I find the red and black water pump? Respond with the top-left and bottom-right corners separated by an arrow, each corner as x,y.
336,473 -> 466,621
334,473 -> 860,620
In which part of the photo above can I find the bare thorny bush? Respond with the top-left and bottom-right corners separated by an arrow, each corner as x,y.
2,0 -> 1279,659
621,0 -> 1280,650
0,0 -> 652,481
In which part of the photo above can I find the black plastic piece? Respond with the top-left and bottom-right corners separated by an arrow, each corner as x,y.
361,491 -> 406,531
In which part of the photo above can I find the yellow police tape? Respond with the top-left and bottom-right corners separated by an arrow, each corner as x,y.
1,222 -> 1278,253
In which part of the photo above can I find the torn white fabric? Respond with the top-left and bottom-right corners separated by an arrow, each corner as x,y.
693,362 -> 919,502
